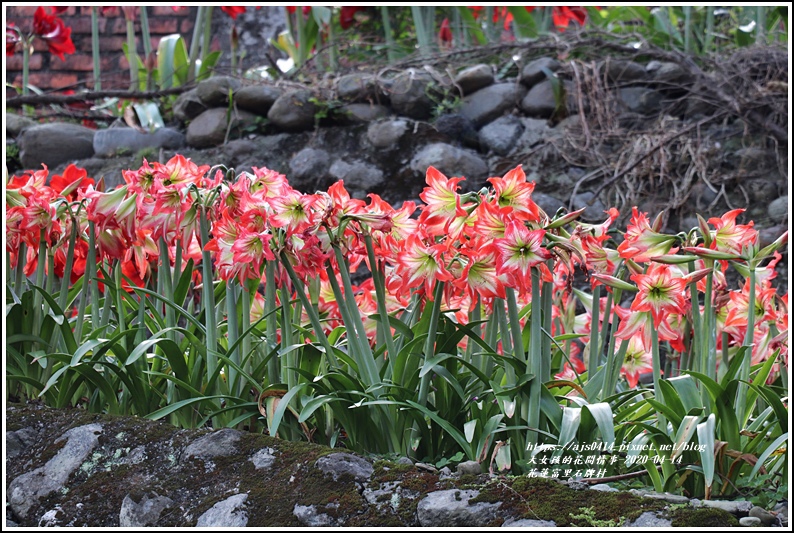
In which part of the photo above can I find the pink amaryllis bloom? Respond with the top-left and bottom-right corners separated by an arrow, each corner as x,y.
707,208 -> 757,256
494,220 -> 552,289
488,165 -> 542,223
617,207 -> 678,263
614,307 -> 679,351
396,234 -> 454,297
629,263 -> 687,328
419,166 -> 470,236
620,334 -> 654,388
457,239 -> 506,300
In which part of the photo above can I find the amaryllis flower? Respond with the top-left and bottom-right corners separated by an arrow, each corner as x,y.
494,221 -> 552,289
488,165 -> 541,222
629,263 -> 687,328
707,209 -> 757,256
340,6 -> 367,29
617,207 -> 678,263
457,240 -> 506,300
620,334 -> 653,388
49,164 -> 94,202
33,6 -> 75,60
396,234 -> 454,297
221,7 -> 246,19
552,6 -> 588,29
6,23 -> 20,56
439,17 -> 453,46
418,166 -> 470,236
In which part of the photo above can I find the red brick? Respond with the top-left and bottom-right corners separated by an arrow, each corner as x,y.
5,53 -> 43,71
49,53 -> 96,71
99,55 -> 123,71
98,36 -> 128,51
152,6 -> 187,16
180,19 -> 196,34
12,72 -> 80,90
146,18 -> 179,34
8,6 -> 37,17
63,17 -> 108,35
50,73 -> 80,88
111,18 -> 133,34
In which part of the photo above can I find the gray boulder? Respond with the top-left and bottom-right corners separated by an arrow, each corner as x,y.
173,88 -> 207,122
367,119 -> 408,148
195,75 -> 241,107
434,113 -> 479,147
329,160 -> 385,192
417,489 -> 501,527
6,113 -> 37,138
646,61 -> 693,85
196,494 -> 248,527
626,511 -> 673,527
119,492 -> 173,527
6,428 -> 36,459
513,117 -> 551,151
502,518 -> 557,527
182,428 -> 241,460
767,196 -> 788,223
460,83 -> 527,128
314,453 -> 373,483
572,191 -> 608,222
223,139 -> 258,167
250,447 -> 277,470
293,504 -> 337,526
267,90 -> 319,131
389,70 -> 439,120
520,80 -> 575,119
532,193 -> 566,217
454,64 -> 494,95
93,127 -> 184,157
339,103 -> 390,123
602,59 -> 647,83
691,499 -> 753,514
8,424 -> 102,519
410,143 -> 488,185
479,115 -> 524,155
336,73 -> 381,102
186,108 -> 258,148
739,516 -> 762,527
19,122 -> 95,170
521,57 -> 561,88
233,85 -> 282,115
289,147 -> 331,185
749,506 -> 777,526
456,460 -> 482,475
618,87 -> 663,115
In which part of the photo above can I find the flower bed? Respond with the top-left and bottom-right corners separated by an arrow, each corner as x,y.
5,156 -> 788,501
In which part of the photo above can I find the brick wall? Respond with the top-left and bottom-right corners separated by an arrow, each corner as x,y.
6,6 -> 198,95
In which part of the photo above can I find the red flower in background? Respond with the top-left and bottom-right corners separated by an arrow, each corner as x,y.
221,7 -> 247,19
32,6 -> 75,60
286,6 -> 312,16
6,23 -> 20,56
552,6 -> 588,28
340,6 -> 367,29
439,17 -> 453,46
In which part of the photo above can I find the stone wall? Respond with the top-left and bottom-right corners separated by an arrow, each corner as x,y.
7,403 -> 777,528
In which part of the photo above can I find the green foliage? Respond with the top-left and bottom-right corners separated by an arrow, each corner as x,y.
569,506 -> 625,527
